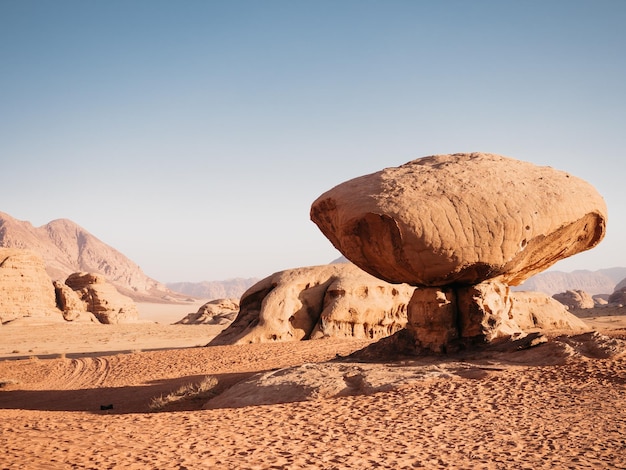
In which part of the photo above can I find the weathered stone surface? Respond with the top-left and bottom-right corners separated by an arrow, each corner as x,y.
608,286 -> 626,306
310,153 -> 607,287
407,281 -> 523,352
53,280 -> 100,323
405,282 -> 590,352
65,272 -> 139,324
176,298 -> 239,325
509,291 -> 590,332
0,248 -> 63,323
209,263 -> 414,345
552,290 -> 595,309
406,287 -> 458,352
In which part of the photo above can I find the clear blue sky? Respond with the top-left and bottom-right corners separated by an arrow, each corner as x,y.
1,0 -> 625,282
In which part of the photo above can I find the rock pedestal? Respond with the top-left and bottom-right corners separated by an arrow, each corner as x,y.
407,281 -> 523,352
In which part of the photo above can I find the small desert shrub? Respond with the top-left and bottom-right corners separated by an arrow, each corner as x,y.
149,375 -> 219,411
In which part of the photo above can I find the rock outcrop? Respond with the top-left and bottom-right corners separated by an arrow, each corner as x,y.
608,286 -> 626,306
53,281 -> 100,322
0,248 -> 62,323
176,298 -> 239,325
552,290 -> 596,309
209,263 -> 414,345
311,153 -> 606,287
509,291 -> 589,332
311,153 -> 605,352
64,272 -> 139,324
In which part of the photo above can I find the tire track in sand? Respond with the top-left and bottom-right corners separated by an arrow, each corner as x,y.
42,356 -> 114,390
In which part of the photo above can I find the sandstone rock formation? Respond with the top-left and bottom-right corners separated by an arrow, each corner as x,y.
311,153 -> 607,287
608,286 -> 626,306
209,263 -> 414,345
310,153 -> 605,352
0,211 -> 183,302
610,277 -> 626,305
552,290 -> 596,309
509,291 -> 589,332
0,248 -> 63,323
176,299 -> 239,325
53,281 -> 100,323
64,272 -> 139,324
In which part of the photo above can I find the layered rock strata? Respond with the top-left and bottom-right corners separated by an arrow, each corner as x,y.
0,248 -> 62,323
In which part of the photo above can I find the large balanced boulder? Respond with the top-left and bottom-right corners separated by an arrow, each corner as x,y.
209,263 -> 414,345
0,248 -> 63,323
64,272 -> 139,324
311,153 -> 607,287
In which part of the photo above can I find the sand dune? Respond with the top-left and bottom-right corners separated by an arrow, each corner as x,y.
1,306 -> 625,469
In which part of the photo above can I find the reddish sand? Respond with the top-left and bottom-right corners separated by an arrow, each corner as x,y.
1,305 -> 625,469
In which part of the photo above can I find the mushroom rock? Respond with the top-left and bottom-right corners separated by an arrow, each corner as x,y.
310,153 -> 606,352
209,263 -> 414,345
310,153 -> 606,287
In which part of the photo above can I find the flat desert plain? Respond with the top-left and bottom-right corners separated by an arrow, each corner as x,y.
0,304 -> 625,469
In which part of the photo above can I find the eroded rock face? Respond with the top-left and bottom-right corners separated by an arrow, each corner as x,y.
209,263 -> 414,345
176,299 -> 240,325
608,287 -> 626,306
53,280 -> 100,323
310,153 -> 607,287
510,291 -> 589,332
552,290 -> 595,310
406,284 -> 590,352
65,272 -> 139,324
0,248 -> 62,323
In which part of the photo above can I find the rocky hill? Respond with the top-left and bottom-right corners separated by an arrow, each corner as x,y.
0,212 -> 184,302
512,267 -> 626,296
166,278 -> 259,300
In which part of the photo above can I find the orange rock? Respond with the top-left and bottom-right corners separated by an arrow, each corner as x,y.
0,248 -> 62,323
311,153 -> 607,287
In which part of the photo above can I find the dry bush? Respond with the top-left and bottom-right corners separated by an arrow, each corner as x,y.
149,375 -> 219,411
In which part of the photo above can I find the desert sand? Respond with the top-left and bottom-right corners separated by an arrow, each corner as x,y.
1,304 -> 625,469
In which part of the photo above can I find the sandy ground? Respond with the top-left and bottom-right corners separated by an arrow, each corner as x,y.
0,305 -> 625,469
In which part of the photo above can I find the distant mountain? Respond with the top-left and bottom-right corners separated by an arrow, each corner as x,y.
167,278 -> 259,300
512,267 -> 626,296
332,253 -> 624,297
0,211 -> 186,302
